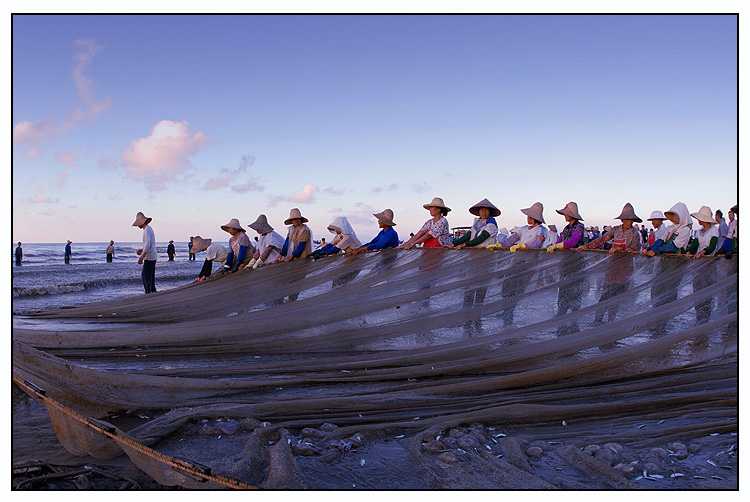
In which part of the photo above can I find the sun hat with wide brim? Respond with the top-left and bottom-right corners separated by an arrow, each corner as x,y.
469,198 -> 501,217
132,211 -> 152,227
521,202 -> 545,224
555,201 -> 583,221
221,218 -> 246,233
373,209 -> 396,226
66,240 -> 72,244
284,208 -> 309,225
616,202 -> 642,223
249,214 -> 274,234
691,206 -> 717,224
647,210 -> 667,221
423,197 -> 451,212
190,236 -> 212,253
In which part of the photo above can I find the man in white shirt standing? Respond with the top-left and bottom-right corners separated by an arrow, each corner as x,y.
133,211 -> 158,294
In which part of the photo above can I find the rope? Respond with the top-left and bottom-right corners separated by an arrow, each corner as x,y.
12,374 -> 256,490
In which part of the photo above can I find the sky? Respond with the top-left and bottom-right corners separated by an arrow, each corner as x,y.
9,11 -> 741,245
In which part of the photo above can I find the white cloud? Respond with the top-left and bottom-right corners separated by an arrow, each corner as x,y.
121,120 -> 210,191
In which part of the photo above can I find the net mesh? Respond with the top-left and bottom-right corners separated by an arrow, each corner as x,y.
13,248 -> 738,487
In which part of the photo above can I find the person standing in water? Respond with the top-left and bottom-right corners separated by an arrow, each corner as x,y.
15,242 -> 23,265
133,211 -> 157,294
167,240 -> 176,261
64,240 -> 72,264
106,240 -> 115,263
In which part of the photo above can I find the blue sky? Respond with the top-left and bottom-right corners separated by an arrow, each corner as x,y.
11,13 -> 739,244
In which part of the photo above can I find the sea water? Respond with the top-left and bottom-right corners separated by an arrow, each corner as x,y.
11,241 -> 204,316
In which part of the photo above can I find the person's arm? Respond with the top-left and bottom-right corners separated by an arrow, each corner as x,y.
230,245 -> 249,272
582,233 -> 610,250
452,232 -> 471,247
196,259 -> 213,280
279,236 -> 289,258
464,230 -> 490,247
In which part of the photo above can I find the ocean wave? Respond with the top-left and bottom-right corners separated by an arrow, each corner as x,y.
12,272 -> 196,298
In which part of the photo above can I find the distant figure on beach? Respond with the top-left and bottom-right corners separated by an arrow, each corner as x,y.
310,217 -> 362,259
190,236 -> 228,282
106,240 -> 115,263
133,211 -> 157,294
167,240 -> 176,261
547,202 -> 585,252
277,208 -> 313,262
248,214 -> 285,267
15,242 -> 22,265
505,202 -> 547,252
221,218 -> 254,272
579,203 -> 642,255
316,238 -> 327,249
449,199 -> 500,249
64,240 -> 72,264
188,237 -> 195,261
643,202 -> 692,256
398,197 -> 452,250
350,209 -> 399,255
685,206 -> 719,259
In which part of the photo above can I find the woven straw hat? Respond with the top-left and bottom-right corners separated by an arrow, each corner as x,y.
373,209 -> 396,226
221,218 -> 245,233
556,201 -> 583,221
469,198 -> 501,217
616,202 -> 642,223
423,197 -> 451,212
284,208 -> 309,225
647,210 -> 667,221
521,202 -> 545,224
249,214 -> 274,234
132,211 -> 152,227
691,206 -> 716,224
190,236 -> 212,253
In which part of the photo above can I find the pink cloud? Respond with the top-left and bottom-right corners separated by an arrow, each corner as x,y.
55,148 -> 79,168
290,184 -> 318,203
13,39 -> 110,145
121,120 -> 211,191
232,176 -> 264,193
23,147 -> 43,159
56,168 -> 69,186
26,187 -> 58,204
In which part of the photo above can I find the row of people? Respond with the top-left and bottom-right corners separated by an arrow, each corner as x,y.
189,197 -> 738,282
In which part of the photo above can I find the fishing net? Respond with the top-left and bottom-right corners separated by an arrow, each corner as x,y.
13,248 -> 738,488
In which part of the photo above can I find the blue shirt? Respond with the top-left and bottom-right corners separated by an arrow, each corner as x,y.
365,227 -> 399,251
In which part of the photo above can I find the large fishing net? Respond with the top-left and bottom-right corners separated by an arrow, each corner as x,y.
13,248 -> 737,489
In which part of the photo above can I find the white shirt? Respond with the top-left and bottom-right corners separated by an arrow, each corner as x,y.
141,225 -> 157,261
517,224 -> 547,246
206,243 -> 228,264
258,231 -> 285,262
